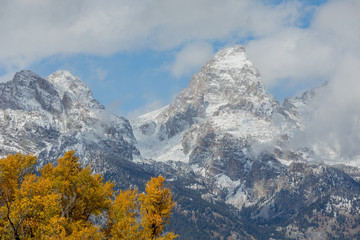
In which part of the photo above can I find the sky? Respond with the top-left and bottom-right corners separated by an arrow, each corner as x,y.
0,0 -> 359,121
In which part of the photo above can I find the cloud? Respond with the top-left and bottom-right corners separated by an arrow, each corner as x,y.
127,99 -> 165,119
246,28 -> 336,88
171,42 -> 213,78
0,71 -> 16,83
246,0 -> 360,90
299,55 -> 360,161
94,67 -> 108,82
285,53 -> 360,163
228,0 -> 360,164
0,0 -> 302,75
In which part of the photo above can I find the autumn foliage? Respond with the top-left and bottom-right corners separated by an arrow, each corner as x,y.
0,151 -> 177,240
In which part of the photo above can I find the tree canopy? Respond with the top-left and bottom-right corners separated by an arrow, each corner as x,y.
0,151 -> 177,240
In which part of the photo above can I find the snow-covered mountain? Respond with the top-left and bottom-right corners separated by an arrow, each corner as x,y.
132,46 -> 360,239
132,46 -> 301,201
1,46 -> 360,239
0,70 -> 146,186
133,46 -> 291,162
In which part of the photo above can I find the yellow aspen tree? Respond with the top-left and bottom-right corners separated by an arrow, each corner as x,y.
0,153 -> 63,239
104,189 -> 140,239
1,151 -> 179,240
63,221 -> 103,240
7,175 -> 63,239
139,176 -> 177,240
0,153 -> 37,239
40,150 -> 114,238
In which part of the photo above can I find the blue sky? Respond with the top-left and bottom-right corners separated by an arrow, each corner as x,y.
0,0 -> 359,118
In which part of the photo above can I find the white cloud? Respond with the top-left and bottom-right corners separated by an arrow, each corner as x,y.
105,99 -> 123,116
94,67 -> 108,82
0,0 -> 302,75
246,0 -> 360,89
290,55 -> 360,162
0,71 -> 16,83
171,42 -> 213,78
246,28 -> 336,88
251,0 -> 360,163
127,99 -> 165,119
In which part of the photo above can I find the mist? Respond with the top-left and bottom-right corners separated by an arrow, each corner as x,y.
289,55 -> 360,163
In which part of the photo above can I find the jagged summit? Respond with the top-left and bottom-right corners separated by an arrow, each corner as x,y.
165,45 -> 272,118
47,70 -> 88,98
46,70 -> 102,110
151,45 -> 281,138
13,70 -> 41,82
207,45 -> 251,71
132,45 -> 287,163
0,70 -> 63,114
188,45 -> 275,118
0,70 -> 103,114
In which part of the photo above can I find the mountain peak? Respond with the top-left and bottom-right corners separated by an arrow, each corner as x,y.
134,45 -> 282,151
0,70 -> 63,113
47,70 -> 89,98
46,70 -> 102,110
48,70 -> 78,83
13,70 -> 42,85
208,45 -> 248,70
166,45 -> 275,122
15,69 -> 39,77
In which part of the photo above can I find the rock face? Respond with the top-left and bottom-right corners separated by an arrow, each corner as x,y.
1,46 -> 360,239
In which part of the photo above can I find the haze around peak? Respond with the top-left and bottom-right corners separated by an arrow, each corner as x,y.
290,56 -> 360,164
